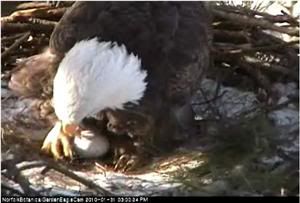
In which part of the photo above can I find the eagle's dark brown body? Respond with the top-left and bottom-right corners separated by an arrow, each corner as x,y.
51,2 -> 212,105
9,2 -> 212,165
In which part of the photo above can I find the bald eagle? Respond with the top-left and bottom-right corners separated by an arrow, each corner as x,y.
8,2 -> 212,161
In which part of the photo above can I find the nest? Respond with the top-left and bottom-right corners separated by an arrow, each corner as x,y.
210,3 -> 299,95
1,1 -> 299,196
2,2 -> 299,96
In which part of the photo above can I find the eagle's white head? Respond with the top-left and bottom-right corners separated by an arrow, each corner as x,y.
53,38 -> 147,134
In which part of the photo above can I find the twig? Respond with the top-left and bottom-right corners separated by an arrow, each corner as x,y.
45,7 -> 68,18
238,58 -> 272,92
192,90 -> 227,106
198,87 -> 223,119
1,16 -> 19,23
213,29 -> 250,43
27,18 -> 57,27
234,97 -> 297,124
5,7 -> 67,21
1,183 -> 25,196
16,1 -> 74,10
43,159 -> 114,196
17,161 -> 46,171
218,40 -> 299,54
252,30 -> 295,46
214,42 -> 252,51
266,98 -> 296,112
17,2 -> 54,10
2,22 -> 54,34
2,159 -> 39,196
244,57 -> 299,81
213,21 -> 245,31
2,16 -> 58,27
215,4 -> 299,26
1,32 -> 30,60
212,9 -> 299,36
1,32 -> 28,43
214,79 -> 222,103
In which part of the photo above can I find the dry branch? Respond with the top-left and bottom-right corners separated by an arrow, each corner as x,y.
17,160 -> 46,171
2,159 -> 39,196
1,183 -> 25,196
211,4 -> 299,88
216,4 -> 299,26
212,9 -> 299,36
2,7 -> 67,23
244,56 -> 299,81
225,40 -> 299,54
27,18 -> 58,27
1,32 -> 29,44
1,32 -> 31,59
213,29 -> 250,43
16,2 -> 55,10
42,159 -> 114,196
2,152 -> 113,196
237,58 -> 272,92
2,22 -> 54,34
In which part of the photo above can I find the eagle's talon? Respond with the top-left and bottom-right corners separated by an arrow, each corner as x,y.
122,155 -> 139,172
41,143 -> 51,155
41,122 -> 76,160
113,154 -> 141,172
60,134 -> 74,159
114,154 -> 130,171
50,134 -> 63,160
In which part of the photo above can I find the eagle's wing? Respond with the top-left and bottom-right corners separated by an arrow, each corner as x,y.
9,2 -> 211,124
164,3 -> 212,107
8,2 -> 156,98
50,2 -> 156,57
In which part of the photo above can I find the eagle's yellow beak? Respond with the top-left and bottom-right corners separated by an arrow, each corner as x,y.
62,123 -> 81,136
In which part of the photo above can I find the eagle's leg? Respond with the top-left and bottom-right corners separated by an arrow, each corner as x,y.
104,109 -> 155,172
112,140 -> 149,172
41,122 -> 77,160
114,154 -> 141,172
109,133 -> 141,172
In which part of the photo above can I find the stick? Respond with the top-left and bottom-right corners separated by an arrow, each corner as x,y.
17,2 -> 54,10
246,59 -> 299,81
1,183 -> 25,196
45,7 -> 68,18
226,40 -> 299,54
215,4 -> 299,26
11,7 -> 66,20
2,160 -> 39,196
1,32 -> 30,60
212,9 -> 299,36
27,18 -> 57,27
43,159 -> 114,196
1,32 -> 29,47
266,99 -> 296,112
213,29 -> 250,43
191,90 -> 227,106
238,58 -> 272,92
2,22 -> 54,34
198,87 -> 223,119
17,161 -> 46,171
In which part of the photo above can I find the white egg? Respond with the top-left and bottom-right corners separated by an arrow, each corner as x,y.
73,130 -> 110,159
